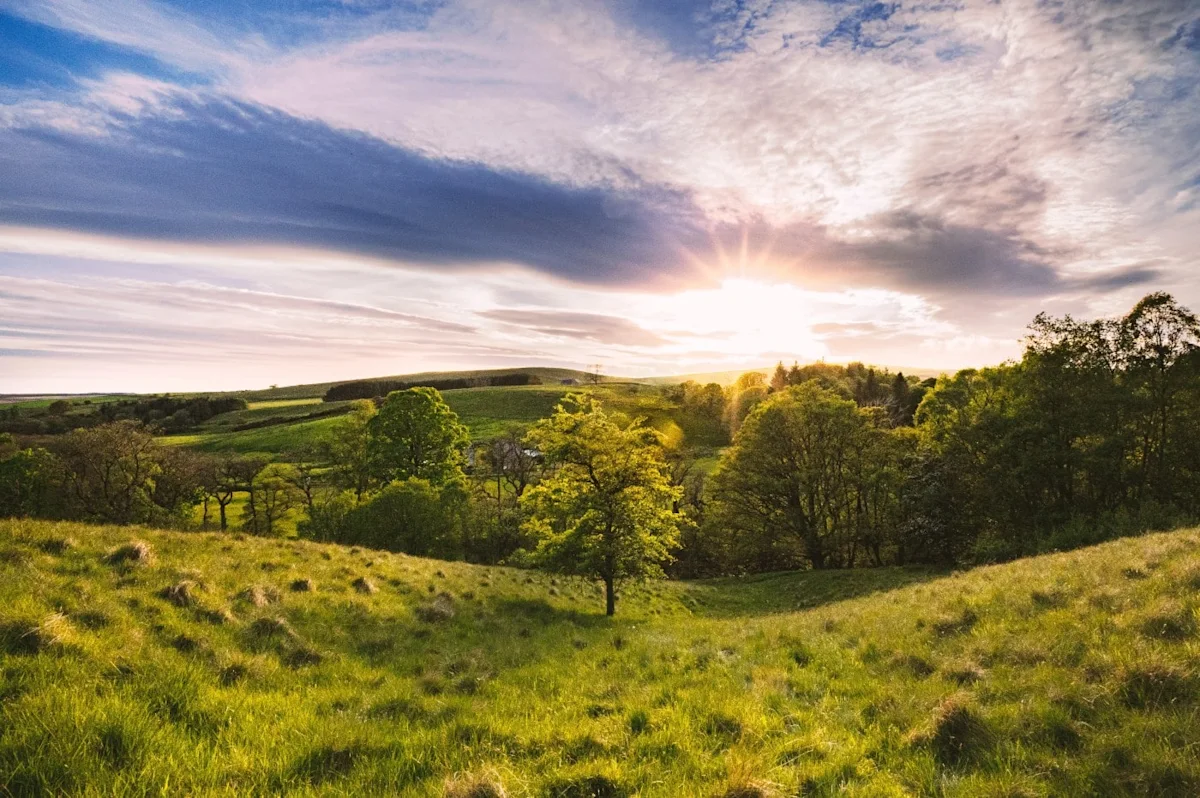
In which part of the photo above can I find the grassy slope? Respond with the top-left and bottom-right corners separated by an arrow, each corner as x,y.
3,522 -> 1199,796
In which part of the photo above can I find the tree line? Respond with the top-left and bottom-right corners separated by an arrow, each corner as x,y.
1,293 -> 1196,613
322,372 -> 540,402
0,395 -> 247,436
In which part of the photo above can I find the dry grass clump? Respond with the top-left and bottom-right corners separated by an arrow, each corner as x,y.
444,770 -> 507,798
219,661 -> 251,686
1,612 -> 73,655
931,607 -> 979,636
38,537 -> 76,555
542,772 -> 626,798
284,644 -> 324,668
161,579 -> 202,607
720,782 -> 772,798
290,578 -> 317,592
1030,587 -> 1070,609
910,694 -> 992,766
1119,662 -> 1196,709
888,651 -> 935,678
106,541 -> 154,566
202,607 -> 237,625
1140,604 -> 1197,642
943,661 -> 986,686
416,592 -> 456,623
238,585 -> 281,607
352,576 -> 377,595
248,616 -> 297,641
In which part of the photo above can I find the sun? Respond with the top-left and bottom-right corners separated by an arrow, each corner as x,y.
641,278 -> 829,363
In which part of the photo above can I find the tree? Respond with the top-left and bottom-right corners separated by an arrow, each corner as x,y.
1120,293 -> 1200,504
339,477 -> 465,557
0,446 -> 60,519
725,371 -> 768,437
521,395 -> 682,616
709,383 -> 894,571
55,421 -> 161,524
325,399 -> 377,502
367,388 -> 469,487
203,455 -> 264,531
242,463 -> 302,536
149,446 -> 206,526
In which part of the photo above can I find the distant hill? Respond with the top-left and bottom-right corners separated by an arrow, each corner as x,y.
3,518 -> 1198,794
218,367 -> 620,402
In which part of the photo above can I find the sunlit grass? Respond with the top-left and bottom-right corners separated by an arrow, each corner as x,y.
2,519 -> 1198,795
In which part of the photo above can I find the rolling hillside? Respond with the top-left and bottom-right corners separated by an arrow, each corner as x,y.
163,382 -> 721,457
2,520 -> 1198,796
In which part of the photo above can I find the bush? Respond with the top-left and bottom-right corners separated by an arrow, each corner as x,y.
339,478 -> 465,557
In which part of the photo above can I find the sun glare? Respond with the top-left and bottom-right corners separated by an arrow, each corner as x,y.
644,278 -> 828,362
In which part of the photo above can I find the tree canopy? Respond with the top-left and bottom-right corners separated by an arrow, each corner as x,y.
521,395 -> 682,615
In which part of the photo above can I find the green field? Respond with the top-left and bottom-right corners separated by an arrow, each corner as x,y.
213,368 -> 611,403
160,383 -> 716,457
3,519 -> 1198,796
162,416 -> 348,456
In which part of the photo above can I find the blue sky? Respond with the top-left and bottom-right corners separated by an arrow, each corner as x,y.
1,0 -> 1198,392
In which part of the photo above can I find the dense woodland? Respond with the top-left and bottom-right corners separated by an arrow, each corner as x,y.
2,293 -> 1198,610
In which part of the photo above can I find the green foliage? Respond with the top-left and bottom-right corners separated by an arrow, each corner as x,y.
522,395 -> 682,615
242,464 -> 303,536
339,478 -> 466,558
0,446 -> 61,519
710,383 -> 911,570
368,387 -> 469,486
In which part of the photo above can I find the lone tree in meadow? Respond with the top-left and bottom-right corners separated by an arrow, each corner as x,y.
521,395 -> 682,616
367,387 -> 469,487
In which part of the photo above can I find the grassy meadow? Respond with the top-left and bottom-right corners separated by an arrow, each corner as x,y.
3,519 -> 1199,796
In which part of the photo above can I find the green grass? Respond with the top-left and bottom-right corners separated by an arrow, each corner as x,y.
164,383 -> 706,455
218,368 -> 612,402
3,520 -> 1199,796
247,399 -> 325,411
161,416 -> 347,456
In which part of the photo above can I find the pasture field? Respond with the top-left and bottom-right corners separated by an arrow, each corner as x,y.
160,416 -> 348,457
161,383 -> 722,457
3,519 -> 1199,796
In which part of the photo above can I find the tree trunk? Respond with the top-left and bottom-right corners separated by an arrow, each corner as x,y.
605,576 -> 616,617
219,501 -> 227,531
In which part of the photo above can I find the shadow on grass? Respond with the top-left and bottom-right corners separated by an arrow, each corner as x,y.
681,565 -> 948,618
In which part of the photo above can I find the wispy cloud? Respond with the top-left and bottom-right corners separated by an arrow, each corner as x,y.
1,0 -> 1198,390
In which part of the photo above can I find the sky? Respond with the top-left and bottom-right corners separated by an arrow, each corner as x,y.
1,0 -> 1198,393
